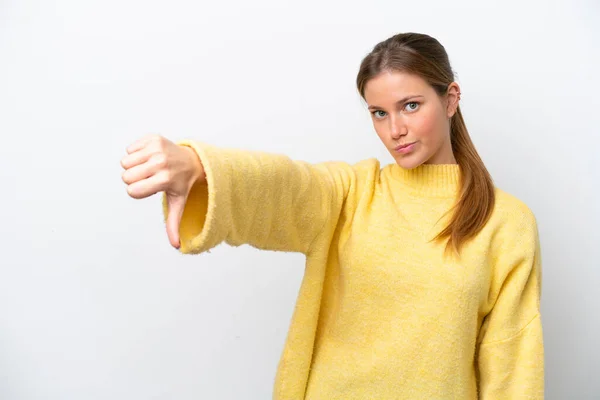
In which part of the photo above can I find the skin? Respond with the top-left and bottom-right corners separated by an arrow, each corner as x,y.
122,71 -> 462,248
363,70 -> 461,168
121,134 -> 205,248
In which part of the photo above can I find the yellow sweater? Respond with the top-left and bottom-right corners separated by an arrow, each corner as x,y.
163,140 -> 544,399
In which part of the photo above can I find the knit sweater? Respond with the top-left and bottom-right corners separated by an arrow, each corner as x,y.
162,140 -> 544,399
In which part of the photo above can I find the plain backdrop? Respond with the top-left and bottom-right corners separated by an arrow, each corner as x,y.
1,0 -> 598,399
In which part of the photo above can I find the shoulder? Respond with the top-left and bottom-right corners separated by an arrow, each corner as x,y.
311,157 -> 381,200
323,157 -> 382,183
488,186 -> 540,259
485,187 -> 542,300
351,157 -> 381,172
318,156 -> 380,171
492,186 -> 538,230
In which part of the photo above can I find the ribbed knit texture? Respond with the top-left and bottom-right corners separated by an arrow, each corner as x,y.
162,140 -> 544,399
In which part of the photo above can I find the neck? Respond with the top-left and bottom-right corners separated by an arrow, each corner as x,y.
388,162 -> 461,198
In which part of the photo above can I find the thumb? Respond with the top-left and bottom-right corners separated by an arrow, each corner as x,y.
166,194 -> 187,249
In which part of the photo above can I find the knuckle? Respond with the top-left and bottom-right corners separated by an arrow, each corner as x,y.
157,138 -> 167,152
153,153 -> 168,168
159,170 -> 172,185
145,134 -> 161,148
149,139 -> 165,155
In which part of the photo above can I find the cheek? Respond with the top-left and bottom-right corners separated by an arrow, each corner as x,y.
413,109 -> 446,144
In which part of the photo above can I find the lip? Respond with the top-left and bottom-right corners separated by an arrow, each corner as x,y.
395,142 -> 417,153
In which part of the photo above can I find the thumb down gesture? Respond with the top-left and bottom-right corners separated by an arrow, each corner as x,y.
121,134 -> 205,249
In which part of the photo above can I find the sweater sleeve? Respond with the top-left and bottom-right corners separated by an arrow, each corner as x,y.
476,208 -> 545,399
161,140 -> 364,255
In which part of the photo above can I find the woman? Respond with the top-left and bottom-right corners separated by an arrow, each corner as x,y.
121,32 -> 544,399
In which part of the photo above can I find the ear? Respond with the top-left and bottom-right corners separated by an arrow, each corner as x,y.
446,82 -> 461,118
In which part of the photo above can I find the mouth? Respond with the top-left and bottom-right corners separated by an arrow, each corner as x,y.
395,142 -> 417,152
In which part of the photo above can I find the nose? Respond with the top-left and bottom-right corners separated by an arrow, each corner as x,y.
389,114 -> 406,140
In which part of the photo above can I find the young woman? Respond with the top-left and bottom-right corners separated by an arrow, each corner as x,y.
121,32 -> 544,399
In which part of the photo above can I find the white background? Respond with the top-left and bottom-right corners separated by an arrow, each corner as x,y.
1,0 -> 598,398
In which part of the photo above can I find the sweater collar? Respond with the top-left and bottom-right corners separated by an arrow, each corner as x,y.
387,162 -> 461,198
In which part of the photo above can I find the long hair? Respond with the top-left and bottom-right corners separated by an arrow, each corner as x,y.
356,32 -> 495,256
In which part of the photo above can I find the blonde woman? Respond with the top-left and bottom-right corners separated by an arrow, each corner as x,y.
121,32 -> 544,399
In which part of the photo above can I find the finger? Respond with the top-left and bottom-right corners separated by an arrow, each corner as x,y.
121,146 -> 152,170
166,195 -> 187,249
126,134 -> 159,154
126,173 -> 169,199
121,158 -> 158,185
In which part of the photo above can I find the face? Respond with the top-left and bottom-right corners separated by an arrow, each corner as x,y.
363,70 -> 461,168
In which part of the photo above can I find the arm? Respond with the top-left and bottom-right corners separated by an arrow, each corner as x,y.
476,209 -> 544,399
162,140 -> 366,255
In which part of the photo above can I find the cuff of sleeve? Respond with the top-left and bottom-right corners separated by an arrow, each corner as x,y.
161,140 -> 232,254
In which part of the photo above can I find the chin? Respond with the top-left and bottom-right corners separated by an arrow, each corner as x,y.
393,152 -> 428,170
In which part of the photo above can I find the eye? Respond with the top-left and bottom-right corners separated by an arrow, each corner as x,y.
371,102 -> 420,119
371,110 -> 387,119
404,101 -> 420,112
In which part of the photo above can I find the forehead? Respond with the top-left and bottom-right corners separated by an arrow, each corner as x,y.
364,71 -> 431,102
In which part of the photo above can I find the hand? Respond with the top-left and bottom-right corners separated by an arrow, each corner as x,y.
121,134 -> 206,249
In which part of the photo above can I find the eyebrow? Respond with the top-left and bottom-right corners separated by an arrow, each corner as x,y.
367,95 -> 425,111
